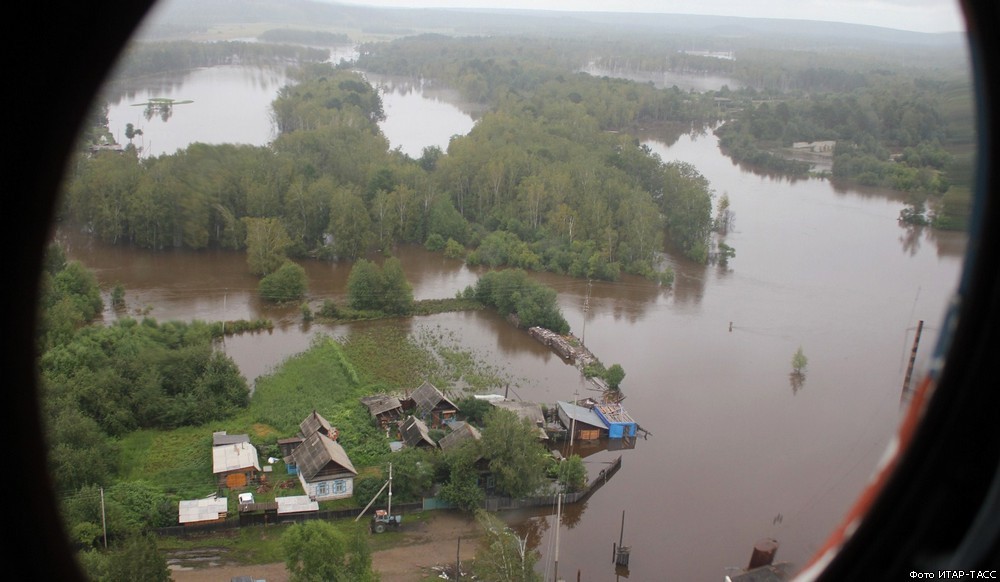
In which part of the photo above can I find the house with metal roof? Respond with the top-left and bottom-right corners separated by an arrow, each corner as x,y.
360,394 -> 404,428
289,431 -> 357,501
399,415 -> 437,449
556,401 -> 608,441
178,495 -> 229,525
404,381 -> 459,427
213,440 -> 262,489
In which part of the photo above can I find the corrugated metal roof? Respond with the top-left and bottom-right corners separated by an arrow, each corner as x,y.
290,431 -> 357,482
178,496 -> 228,524
276,495 -> 319,515
556,401 -> 607,429
212,441 -> 261,474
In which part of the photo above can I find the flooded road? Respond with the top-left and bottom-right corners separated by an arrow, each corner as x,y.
62,63 -> 971,580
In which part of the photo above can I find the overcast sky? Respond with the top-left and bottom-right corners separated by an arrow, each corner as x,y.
338,0 -> 967,34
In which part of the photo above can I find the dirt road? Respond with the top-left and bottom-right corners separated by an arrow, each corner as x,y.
168,511 -> 481,582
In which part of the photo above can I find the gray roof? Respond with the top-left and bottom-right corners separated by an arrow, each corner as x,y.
178,495 -> 228,524
212,441 -> 261,474
410,381 -> 459,418
491,400 -> 545,426
556,401 -> 607,429
299,410 -> 335,439
400,415 -> 437,448
290,432 -> 357,482
212,431 -> 250,447
276,495 -> 319,515
438,422 -> 482,452
360,394 -> 403,417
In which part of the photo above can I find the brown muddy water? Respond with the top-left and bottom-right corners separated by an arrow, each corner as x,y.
63,72 -> 970,580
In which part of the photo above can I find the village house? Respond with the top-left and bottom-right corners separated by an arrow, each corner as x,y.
403,381 -> 460,427
279,410 -> 340,475
399,415 -> 437,449
556,401 -> 608,441
360,394 -> 404,429
212,432 -> 261,489
438,421 -> 481,453
289,431 -> 357,501
490,399 -> 549,440
299,409 -> 339,440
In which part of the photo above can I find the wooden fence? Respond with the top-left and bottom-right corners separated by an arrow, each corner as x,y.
484,455 -> 622,512
157,456 -> 622,537
156,501 -> 423,537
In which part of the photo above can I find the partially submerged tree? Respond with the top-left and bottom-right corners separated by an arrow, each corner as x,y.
244,217 -> 292,276
792,346 -> 808,374
605,363 -> 626,390
259,261 -> 307,303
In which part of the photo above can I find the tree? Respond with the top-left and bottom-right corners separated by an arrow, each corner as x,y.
557,454 -> 587,493
480,408 -> 549,498
605,363 -> 626,390
380,257 -> 414,315
792,346 -> 808,373
346,257 -> 413,314
244,217 -> 292,276
105,534 -> 170,582
259,261 -> 308,303
473,509 -> 542,582
283,520 -> 349,582
347,259 -> 384,311
328,186 -> 374,260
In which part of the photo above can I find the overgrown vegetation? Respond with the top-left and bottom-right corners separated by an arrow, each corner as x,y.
461,269 -> 570,333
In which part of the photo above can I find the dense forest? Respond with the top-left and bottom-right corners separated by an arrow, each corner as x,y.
64,39 -> 723,281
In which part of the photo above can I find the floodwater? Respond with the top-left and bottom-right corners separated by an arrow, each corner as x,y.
61,62 -> 971,580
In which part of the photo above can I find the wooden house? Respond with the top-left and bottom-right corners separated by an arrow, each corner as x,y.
300,410 -> 339,440
399,415 -> 437,449
404,381 -> 459,427
438,421 -> 481,453
556,400 -> 608,441
281,411 -> 339,476
289,431 -> 357,501
491,400 -> 549,440
212,439 -> 261,489
360,394 -> 404,429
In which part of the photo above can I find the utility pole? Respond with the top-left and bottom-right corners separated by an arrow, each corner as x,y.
456,536 -> 461,581
554,493 -> 562,582
902,320 -> 925,397
569,389 -> 579,452
581,279 -> 592,345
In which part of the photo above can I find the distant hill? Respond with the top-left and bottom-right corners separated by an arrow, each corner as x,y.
135,0 -> 966,50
